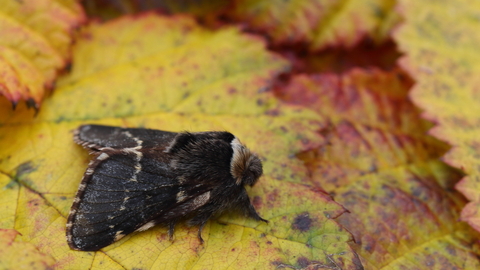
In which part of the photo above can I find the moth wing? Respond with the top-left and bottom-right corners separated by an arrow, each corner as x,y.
67,150 -> 213,251
74,124 -> 178,150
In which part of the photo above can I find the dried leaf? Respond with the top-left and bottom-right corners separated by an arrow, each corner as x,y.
0,0 -> 85,108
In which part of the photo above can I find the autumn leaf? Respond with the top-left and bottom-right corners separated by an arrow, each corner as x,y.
0,229 -> 55,269
84,0 -> 230,22
3,1 -> 480,269
394,0 -> 480,239
228,0 -> 400,50
0,14 -> 361,269
84,0 -> 400,51
0,0 -> 85,109
275,69 -> 480,269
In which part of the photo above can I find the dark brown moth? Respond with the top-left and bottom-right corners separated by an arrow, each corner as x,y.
66,124 -> 267,251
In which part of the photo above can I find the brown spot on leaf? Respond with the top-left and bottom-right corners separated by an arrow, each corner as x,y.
267,189 -> 279,204
292,212 -> 313,232
270,260 -> 282,267
446,244 -> 457,256
81,32 -> 93,40
156,232 -> 168,242
28,199 -> 40,207
265,109 -> 280,116
252,196 -> 263,208
297,256 -> 310,268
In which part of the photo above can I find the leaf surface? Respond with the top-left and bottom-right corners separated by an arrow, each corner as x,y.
84,0 -> 230,21
0,228 -> 55,269
84,0 -> 400,51
0,14 -> 361,269
228,0 -> 400,50
276,69 -> 480,269
394,0 -> 480,236
0,0 -> 85,108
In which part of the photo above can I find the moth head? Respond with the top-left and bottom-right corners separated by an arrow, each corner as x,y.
230,138 -> 263,186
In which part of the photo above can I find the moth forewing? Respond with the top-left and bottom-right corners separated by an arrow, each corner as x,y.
67,124 -> 266,251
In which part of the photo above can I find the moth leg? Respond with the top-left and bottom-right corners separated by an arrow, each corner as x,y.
197,221 -> 207,244
188,211 -> 214,244
168,222 -> 176,241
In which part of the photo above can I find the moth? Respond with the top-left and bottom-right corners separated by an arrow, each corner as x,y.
66,124 -> 267,251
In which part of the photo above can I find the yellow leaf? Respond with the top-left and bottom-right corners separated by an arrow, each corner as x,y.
0,14 -> 360,269
394,0 -> 480,238
229,0 -> 400,50
0,228 -> 55,269
0,173 -> 17,228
